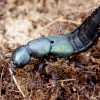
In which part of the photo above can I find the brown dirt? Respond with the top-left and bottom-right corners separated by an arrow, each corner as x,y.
0,0 -> 100,100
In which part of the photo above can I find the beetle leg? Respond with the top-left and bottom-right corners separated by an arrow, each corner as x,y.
68,58 -> 85,69
37,61 -> 45,72
51,71 -> 57,92
30,61 -> 45,84
45,65 -> 57,92
73,61 -> 84,69
88,77 -> 96,91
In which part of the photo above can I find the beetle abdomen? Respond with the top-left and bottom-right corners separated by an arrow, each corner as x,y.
67,7 -> 100,53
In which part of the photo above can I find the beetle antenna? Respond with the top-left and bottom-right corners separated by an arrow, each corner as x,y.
10,61 -> 15,86
11,66 -> 14,86
0,51 -> 11,58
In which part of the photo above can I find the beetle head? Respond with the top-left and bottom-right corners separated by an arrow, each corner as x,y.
10,46 -> 31,68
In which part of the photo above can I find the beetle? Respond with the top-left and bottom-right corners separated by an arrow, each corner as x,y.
4,6 -> 100,91
10,6 -> 100,67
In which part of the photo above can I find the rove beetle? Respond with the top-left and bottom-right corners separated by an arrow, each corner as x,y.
1,6 -> 100,91
10,6 -> 100,68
